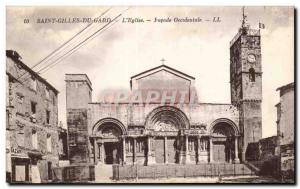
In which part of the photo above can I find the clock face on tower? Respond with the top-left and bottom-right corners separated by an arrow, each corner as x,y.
247,54 -> 256,63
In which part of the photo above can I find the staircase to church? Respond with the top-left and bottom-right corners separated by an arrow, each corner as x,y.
111,163 -> 255,180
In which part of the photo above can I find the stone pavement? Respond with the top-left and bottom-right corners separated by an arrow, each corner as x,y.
94,164 -> 113,183
91,175 -> 282,183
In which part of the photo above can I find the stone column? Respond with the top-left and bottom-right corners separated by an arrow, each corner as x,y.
101,142 -> 105,164
234,136 -> 240,163
147,136 -> 155,165
209,137 -> 214,163
133,138 -> 136,164
94,138 -> 98,164
164,136 -> 168,164
197,136 -> 201,164
228,138 -> 232,163
229,142 -> 232,164
122,137 -> 126,165
185,135 -> 190,164
178,136 -> 184,164
147,136 -> 151,153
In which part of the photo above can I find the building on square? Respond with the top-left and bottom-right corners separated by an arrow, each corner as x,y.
275,82 -> 294,179
6,50 -> 67,183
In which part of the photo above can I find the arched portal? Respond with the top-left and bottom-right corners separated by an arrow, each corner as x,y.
145,106 -> 190,131
92,118 -> 127,136
92,118 -> 126,165
210,119 -> 240,163
145,106 -> 190,164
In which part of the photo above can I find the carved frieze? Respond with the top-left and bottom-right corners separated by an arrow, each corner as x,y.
154,120 -> 178,131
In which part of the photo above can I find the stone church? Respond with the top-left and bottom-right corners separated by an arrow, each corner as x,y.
66,23 -> 262,167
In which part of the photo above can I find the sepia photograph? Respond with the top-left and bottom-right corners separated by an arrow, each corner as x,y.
5,6 -> 295,184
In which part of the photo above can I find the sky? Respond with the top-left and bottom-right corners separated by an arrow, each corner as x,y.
6,6 -> 294,137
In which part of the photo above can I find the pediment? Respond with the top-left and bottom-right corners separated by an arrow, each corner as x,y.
129,65 -> 197,103
137,69 -> 190,82
131,65 -> 195,81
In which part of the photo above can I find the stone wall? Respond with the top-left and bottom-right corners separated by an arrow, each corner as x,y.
65,74 -> 93,164
247,136 -> 280,177
276,83 -> 294,180
67,109 -> 90,164
65,74 -> 92,109
278,86 -> 294,146
241,101 -> 262,150
6,57 -> 58,129
88,103 -> 239,135
259,136 -> 278,160
113,164 -> 254,180
6,51 -> 61,183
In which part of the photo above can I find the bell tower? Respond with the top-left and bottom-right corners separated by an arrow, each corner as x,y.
230,8 -> 262,161
65,74 -> 92,164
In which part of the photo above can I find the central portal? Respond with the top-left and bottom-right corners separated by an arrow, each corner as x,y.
104,142 -> 120,164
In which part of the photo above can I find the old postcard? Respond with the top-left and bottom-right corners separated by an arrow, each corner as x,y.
5,6 -> 294,184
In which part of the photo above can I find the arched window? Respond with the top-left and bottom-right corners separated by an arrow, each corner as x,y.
249,68 -> 255,82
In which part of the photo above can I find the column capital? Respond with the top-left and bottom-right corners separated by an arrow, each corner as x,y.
185,133 -> 191,137
146,130 -> 155,137
129,136 -> 139,139
150,134 -> 155,138
120,135 -> 127,139
94,138 -> 103,144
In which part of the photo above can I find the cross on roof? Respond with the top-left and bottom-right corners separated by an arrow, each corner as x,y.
160,58 -> 166,65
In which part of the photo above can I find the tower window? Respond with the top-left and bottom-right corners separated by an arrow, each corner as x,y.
249,68 -> 255,82
30,101 -> 37,123
31,101 -> 36,114
47,134 -> 52,152
46,110 -> 51,124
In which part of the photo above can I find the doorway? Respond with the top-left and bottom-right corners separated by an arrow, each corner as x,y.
213,142 -> 226,163
167,137 -> 177,164
154,138 -> 164,163
11,158 -> 30,182
104,142 -> 120,164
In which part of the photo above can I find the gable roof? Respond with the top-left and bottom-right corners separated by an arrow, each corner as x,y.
6,50 -> 59,94
276,82 -> 294,92
130,64 -> 195,80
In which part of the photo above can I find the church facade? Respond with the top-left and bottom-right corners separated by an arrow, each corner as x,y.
66,24 -> 262,166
